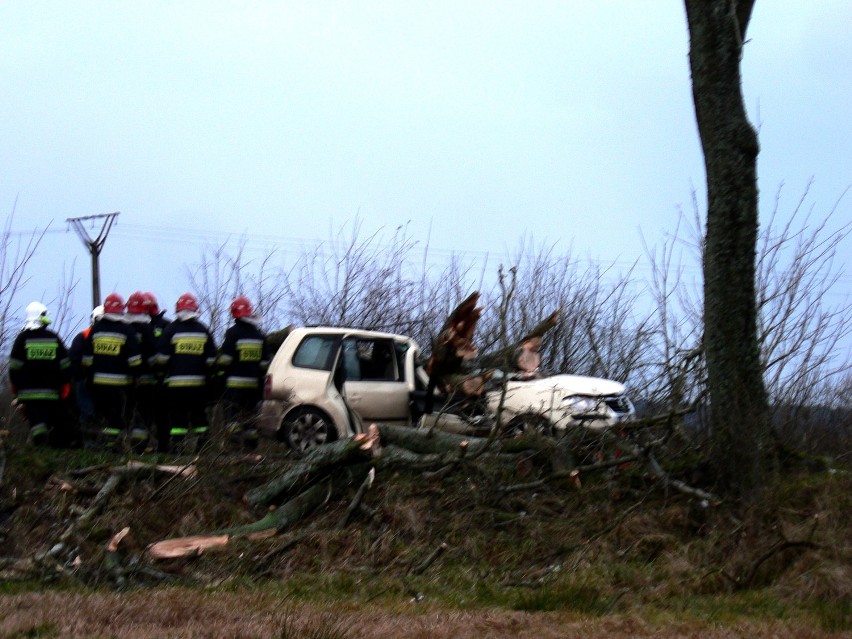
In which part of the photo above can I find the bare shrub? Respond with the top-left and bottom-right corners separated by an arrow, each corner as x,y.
642,184 -> 851,453
639,199 -> 706,411
474,237 -> 647,383
756,183 -> 852,449
0,207 -> 47,381
281,218 -> 487,357
282,219 -> 418,332
186,236 -> 288,342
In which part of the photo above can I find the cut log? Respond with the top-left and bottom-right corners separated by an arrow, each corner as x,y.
223,478 -> 333,537
125,460 -> 198,478
378,423 -> 491,456
244,437 -> 372,509
147,534 -> 231,560
107,526 -> 131,553
357,423 -> 383,457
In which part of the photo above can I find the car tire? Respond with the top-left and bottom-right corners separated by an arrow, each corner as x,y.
504,413 -> 554,438
282,408 -> 337,453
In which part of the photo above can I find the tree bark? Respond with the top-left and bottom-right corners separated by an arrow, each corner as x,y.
244,437 -> 370,509
684,0 -> 771,494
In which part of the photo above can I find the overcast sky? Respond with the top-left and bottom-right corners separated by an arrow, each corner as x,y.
1,1 -> 850,337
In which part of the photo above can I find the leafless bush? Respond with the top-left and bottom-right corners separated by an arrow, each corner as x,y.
186,237 -> 288,342
643,183 -> 851,451
757,183 -> 852,418
474,237 -> 648,383
282,221 -> 649,383
43,262 -> 81,339
280,218 -> 489,357
639,198 -> 706,410
281,219 -> 419,332
0,206 -> 47,382
184,187 -> 848,455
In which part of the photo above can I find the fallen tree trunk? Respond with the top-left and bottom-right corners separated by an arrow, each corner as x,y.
245,437 -> 372,509
426,291 -> 482,378
224,478 -> 333,537
377,423 -> 488,456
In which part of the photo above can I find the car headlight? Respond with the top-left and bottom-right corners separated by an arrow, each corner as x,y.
561,395 -> 598,413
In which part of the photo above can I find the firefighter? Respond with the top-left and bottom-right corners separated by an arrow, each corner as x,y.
68,304 -> 104,429
82,292 -> 142,449
156,292 -> 217,453
144,292 -> 170,340
143,291 -> 170,441
8,302 -> 74,447
126,291 -> 159,447
217,296 -> 271,449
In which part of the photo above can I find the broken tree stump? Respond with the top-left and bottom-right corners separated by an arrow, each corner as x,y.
475,309 -> 560,373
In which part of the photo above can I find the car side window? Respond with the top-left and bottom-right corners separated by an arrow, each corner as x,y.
341,340 -> 362,381
345,338 -> 397,381
292,335 -> 340,371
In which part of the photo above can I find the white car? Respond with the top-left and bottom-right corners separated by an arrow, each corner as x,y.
486,371 -> 635,435
260,326 -> 635,451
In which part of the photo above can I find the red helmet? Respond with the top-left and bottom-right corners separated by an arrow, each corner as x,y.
103,292 -> 125,315
143,292 -> 160,316
175,292 -> 199,313
230,295 -> 253,319
127,291 -> 146,314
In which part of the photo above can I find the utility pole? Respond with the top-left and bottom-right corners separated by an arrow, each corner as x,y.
67,212 -> 120,308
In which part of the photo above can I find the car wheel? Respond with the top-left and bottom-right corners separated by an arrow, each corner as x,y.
504,413 -> 554,438
283,408 -> 336,453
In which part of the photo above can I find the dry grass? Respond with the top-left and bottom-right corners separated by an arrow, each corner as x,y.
0,590 -> 843,639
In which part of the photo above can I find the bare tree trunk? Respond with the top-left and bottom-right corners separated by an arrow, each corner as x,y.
684,0 -> 771,494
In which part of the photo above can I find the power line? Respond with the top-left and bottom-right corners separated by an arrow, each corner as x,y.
8,220 -> 852,286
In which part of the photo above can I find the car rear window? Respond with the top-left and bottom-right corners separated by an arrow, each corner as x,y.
292,335 -> 340,371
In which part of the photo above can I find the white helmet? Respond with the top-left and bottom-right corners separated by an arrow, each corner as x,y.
24,301 -> 50,330
91,305 -> 105,323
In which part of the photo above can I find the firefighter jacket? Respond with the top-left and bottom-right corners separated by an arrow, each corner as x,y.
217,318 -> 271,390
82,317 -> 142,386
151,312 -> 170,341
68,327 -> 91,382
127,316 -> 158,385
8,326 -> 71,401
157,317 -> 217,388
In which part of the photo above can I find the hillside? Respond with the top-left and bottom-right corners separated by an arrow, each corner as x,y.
0,412 -> 849,638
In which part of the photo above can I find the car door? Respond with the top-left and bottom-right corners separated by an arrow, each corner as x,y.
341,336 -> 411,425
